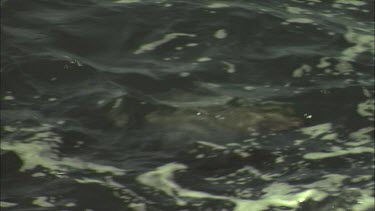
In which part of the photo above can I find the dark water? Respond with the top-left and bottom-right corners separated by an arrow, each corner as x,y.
1,0 -> 374,210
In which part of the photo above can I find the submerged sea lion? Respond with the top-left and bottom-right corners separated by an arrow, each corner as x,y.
147,101 -> 301,132
101,95 -> 302,150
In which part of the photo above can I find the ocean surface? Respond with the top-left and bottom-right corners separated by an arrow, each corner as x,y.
1,0 -> 374,210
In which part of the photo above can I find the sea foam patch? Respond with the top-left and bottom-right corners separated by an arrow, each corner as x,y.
341,28 -> 374,61
0,124 -> 125,176
213,29 -> 228,39
137,163 -> 328,211
303,146 -> 374,160
32,196 -> 55,208
300,123 -> 336,139
133,115 -> 373,210
114,0 -> 140,3
285,18 -> 314,24
0,201 -> 17,208
207,3 -> 230,8
357,99 -> 375,121
134,33 -> 196,54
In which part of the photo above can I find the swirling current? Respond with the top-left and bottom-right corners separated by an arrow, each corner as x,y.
1,0 -> 374,210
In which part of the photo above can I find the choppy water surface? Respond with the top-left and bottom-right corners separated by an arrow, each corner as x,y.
1,0 -> 374,210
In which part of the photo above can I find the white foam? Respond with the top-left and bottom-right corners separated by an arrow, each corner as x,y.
65,202 -> 76,207
346,127 -> 374,146
341,28 -> 374,61
32,172 -> 47,177
195,154 -> 205,159
362,88 -> 372,98
186,43 -> 199,47
300,123 -> 334,139
3,95 -> 15,100
1,125 -> 125,176
137,163 -> 328,211
207,3 -> 230,8
196,141 -> 227,150
334,60 -> 354,75
292,64 -> 312,78
214,29 -> 228,39
316,57 -> 331,69
335,0 -> 367,6
1,141 -> 125,175
112,98 -> 123,109
286,6 -> 309,14
205,165 -> 270,182
286,18 -> 314,24
357,99 -> 374,121
137,163 -> 188,206
303,146 -> 374,160
32,196 -> 55,207
197,57 -> 212,62
0,201 -> 17,208
222,61 -> 236,73
303,174 -> 348,191
321,133 -> 338,140
114,0 -> 140,3
75,176 -> 148,206
294,139 -> 305,146
134,33 -> 196,54
179,72 -> 190,77
75,177 -> 124,189
352,190 -> 375,211
3,125 -> 17,132
351,175 -> 373,183
243,86 -> 256,91
128,203 -> 147,211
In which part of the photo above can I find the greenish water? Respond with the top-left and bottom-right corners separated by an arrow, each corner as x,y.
1,0 -> 374,210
